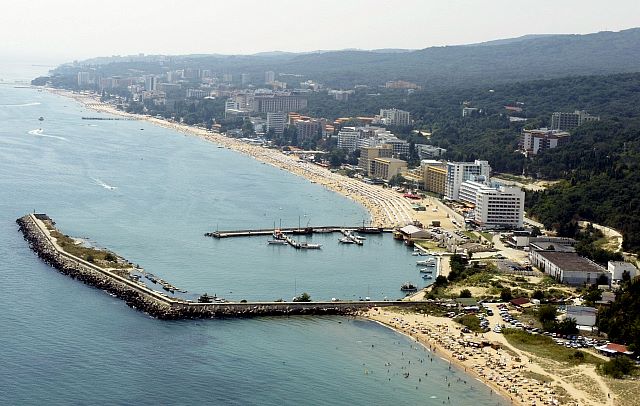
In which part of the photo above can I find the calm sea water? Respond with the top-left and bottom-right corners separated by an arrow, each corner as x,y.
0,80 -> 506,405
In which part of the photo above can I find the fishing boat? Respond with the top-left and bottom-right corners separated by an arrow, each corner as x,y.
272,229 -> 286,240
400,282 -> 418,292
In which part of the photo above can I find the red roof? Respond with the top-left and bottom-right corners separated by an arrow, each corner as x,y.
605,343 -> 631,354
510,297 -> 531,306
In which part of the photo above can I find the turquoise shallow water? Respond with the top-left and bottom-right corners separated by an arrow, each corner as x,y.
0,83 -> 506,405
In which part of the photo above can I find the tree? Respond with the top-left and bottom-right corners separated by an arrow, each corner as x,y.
532,290 -> 545,300
537,305 -> 558,324
434,275 -> 448,287
388,174 -> 406,187
596,273 -> 610,286
583,285 -> 602,305
500,288 -> 513,302
293,292 -> 312,302
531,226 -> 542,237
459,289 -> 472,298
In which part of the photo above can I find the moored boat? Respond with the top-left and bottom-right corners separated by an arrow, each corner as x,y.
267,239 -> 287,245
400,282 -> 418,292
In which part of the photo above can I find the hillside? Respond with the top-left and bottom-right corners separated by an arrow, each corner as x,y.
55,28 -> 640,88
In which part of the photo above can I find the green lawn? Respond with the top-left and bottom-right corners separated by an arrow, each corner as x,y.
502,329 -> 603,367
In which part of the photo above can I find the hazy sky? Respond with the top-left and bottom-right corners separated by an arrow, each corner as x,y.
2,0 -> 639,63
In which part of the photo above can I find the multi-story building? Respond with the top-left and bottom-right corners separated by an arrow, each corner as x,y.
416,144 -> 447,159
370,157 -> 408,181
294,119 -> 321,141
520,129 -> 571,156
266,112 -> 286,135
378,108 -> 411,126
337,129 -> 362,152
359,145 -> 393,175
458,179 -> 493,206
77,71 -> 91,87
462,107 -> 478,117
144,75 -> 156,91
421,160 -> 447,195
445,160 -> 491,200
550,110 -> 600,131
251,93 -> 308,113
186,88 -> 208,99
473,185 -> 525,228
385,80 -> 421,90
241,73 -> 251,86
222,73 -> 233,83
264,71 -> 275,84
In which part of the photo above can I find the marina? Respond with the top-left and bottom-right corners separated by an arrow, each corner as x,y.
17,213 -> 419,319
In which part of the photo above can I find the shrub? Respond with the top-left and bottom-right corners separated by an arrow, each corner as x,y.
459,289 -> 472,298
599,357 -> 636,379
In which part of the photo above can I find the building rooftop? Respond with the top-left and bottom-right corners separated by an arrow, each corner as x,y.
373,157 -> 407,164
535,251 -> 606,273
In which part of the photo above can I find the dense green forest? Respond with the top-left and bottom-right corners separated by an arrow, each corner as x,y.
50,28 -> 640,89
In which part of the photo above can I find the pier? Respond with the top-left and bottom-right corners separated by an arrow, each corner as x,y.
339,229 -> 364,245
17,214 -> 415,320
206,225 -> 386,239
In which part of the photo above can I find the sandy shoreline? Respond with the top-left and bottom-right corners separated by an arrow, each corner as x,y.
363,306 -> 620,406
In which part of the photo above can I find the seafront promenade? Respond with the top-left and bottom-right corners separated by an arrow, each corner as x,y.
17,213 -> 416,319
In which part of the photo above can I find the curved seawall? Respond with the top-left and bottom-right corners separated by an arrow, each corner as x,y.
16,214 -> 414,319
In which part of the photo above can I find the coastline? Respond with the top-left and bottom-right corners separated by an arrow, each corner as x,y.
34,87 -> 626,406
46,88 -> 420,229
363,307 -> 618,406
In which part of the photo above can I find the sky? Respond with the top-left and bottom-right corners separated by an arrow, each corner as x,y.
1,0 -> 639,64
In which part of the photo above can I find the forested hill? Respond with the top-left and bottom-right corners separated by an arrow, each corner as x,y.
59,28 -> 640,89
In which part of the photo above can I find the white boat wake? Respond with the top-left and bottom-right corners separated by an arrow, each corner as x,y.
92,177 -> 117,190
27,128 -> 68,141
0,102 -> 41,107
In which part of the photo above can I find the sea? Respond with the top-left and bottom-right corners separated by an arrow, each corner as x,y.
0,64 -> 506,405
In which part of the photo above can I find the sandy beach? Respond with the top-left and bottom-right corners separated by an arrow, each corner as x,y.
362,305 -> 622,406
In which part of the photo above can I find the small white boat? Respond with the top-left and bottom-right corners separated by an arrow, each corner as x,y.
422,274 -> 433,279
354,235 -> 366,241
339,237 -> 355,244
419,268 -> 433,273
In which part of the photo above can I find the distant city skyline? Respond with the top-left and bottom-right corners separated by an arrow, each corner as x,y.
1,0 -> 639,64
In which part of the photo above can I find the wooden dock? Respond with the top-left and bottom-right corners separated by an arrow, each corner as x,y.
205,225 -> 377,239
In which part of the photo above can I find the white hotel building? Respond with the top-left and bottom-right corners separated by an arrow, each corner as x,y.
445,160 -> 491,200
459,180 -> 525,228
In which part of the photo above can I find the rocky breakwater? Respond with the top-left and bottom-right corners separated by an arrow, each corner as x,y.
16,214 -> 182,319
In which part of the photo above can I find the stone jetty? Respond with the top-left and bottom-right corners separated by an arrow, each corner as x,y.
16,214 -> 415,320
